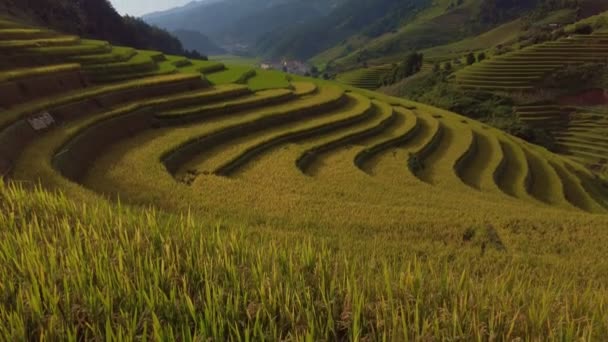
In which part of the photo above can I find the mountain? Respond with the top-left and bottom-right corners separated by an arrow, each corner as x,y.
255,0 -> 430,61
143,0 -> 343,52
219,2 -> 322,47
143,0 -> 223,20
257,0 -> 551,67
0,0 -> 191,56
256,0 -> 608,72
172,29 -> 226,55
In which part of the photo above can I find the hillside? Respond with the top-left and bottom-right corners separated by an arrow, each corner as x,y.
139,0 -> 608,67
0,0 -> 191,56
258,0 -> 549,67
388,8 -> 608,176
251,0 -> 608,79
255,0 -> 429,61
2,16 -> 608,340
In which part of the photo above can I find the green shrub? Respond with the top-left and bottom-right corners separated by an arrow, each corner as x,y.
381,52 -> 423,86
399,73 -> 514,121
494,44 -> 512,56
505,122 -> 557,152
466,52 -> 475,65
518,26 -> 554,46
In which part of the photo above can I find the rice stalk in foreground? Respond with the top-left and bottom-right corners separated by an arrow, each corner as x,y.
0,182 -> 606,340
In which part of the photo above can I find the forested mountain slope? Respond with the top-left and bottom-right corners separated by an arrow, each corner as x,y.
0,0 -> 191,55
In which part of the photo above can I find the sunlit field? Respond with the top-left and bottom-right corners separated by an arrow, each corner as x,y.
2,17 -> 608,340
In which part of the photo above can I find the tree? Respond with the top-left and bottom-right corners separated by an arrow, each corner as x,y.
382,52 -> 424,86
466,52 -> 476,65
184,50 -> 208,60
477,52 -> 487,62
400,52 -> 424,77
574,23 -> 593,35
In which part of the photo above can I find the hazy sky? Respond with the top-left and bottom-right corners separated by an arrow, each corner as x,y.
109,0 -> 193,16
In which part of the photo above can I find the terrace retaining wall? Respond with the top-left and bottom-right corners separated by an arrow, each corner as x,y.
53,108 -> 152,182
0,77 -> 205,178
0,70 -> 87,108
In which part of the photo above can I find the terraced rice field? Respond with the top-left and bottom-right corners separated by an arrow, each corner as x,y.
454,33 -> 608,91
419,63 -> 434,73
4,18 -> 608,340
1,19 -> 607,224
19,77 -> 602,226
515,103 -> 608,177
0,27 -> 226,86
516,104 -> 572,129
206,65 -> 256,85
336,64 -> 394,90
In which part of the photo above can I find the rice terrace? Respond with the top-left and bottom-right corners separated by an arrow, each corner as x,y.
2,0 -> 608,340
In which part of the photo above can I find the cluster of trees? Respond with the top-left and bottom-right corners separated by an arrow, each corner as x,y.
183,50 -> 208,60
388,70 -> 559,151
121,16 -> 188,56
431,52 -> 486,74
447,0 -> 464,10
172,30 -> 225,58
466,52 -> 487,65
518,26 -> 566,47
573,23 -> 593,34
305,66 -> 334,80
395,70 -> 514,121
381,52 -> 424,86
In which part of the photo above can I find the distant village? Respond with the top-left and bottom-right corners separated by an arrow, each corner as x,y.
260,60 -> 310,75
